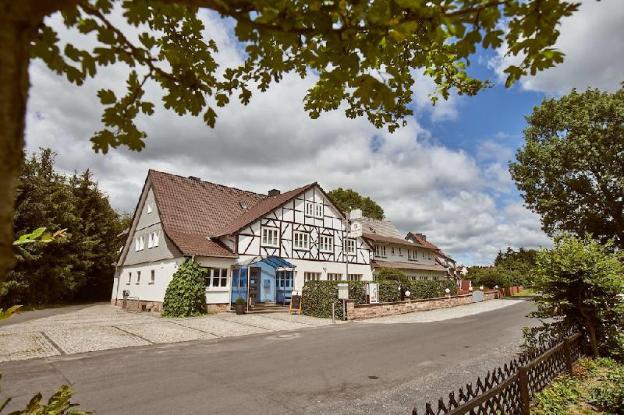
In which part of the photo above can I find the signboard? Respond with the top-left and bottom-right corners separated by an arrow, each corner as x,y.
289,294 -> 302,314
348,221 -> 363,238
367,282 -> 379,304
337,283 -> 349,300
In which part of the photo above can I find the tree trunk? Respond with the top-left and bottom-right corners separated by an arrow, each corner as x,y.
0,3 -> 46,281
585,320 -> 600,357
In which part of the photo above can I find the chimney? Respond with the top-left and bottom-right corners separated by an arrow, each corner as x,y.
416,232 -> 426,241
268,189 -> 281,197
188,176 -> 201,181
349,209 -> 362,220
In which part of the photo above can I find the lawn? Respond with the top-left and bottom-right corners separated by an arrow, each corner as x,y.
532,358 -> 624,414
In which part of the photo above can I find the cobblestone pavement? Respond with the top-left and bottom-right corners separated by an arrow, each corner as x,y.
0,305 -> 339,362
356,299 -> 525,324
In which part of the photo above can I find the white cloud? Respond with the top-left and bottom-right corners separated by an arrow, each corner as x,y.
490,0 -> 624,94
24,8 -> 552,265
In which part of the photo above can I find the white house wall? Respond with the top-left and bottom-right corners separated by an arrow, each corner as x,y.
112,258 -> 183,302
195,256 -> 237,304
235,186 -> 372,265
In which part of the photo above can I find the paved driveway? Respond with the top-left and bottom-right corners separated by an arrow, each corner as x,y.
0,305 -> 337,362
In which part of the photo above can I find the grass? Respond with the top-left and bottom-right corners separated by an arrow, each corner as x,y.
532,358 -> 624,414
512,287 -> 538,297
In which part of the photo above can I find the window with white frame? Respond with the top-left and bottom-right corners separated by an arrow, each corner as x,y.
148,232 -> 153,248
127,272 -> 131,285
391,247 -> 395,255
136,271 -> 141,284
408,249 -> 417,261
345,239 -> 356,254
327,273 -> 342,281
276,271 -> 293,288
147,204 -> 153,214
305,201 -> 323,218
320,235 -> 334,252
375,244 -> 386,258
150,270 -> 155,284
398,248 -> 403,256
205,268 -> 228,288
152,231 -> 159,247
293,231 -> 310,250
261,227 -> 279,247
135,237 -> 140,251
304,272 -> 321,282
348,274 -> 362,281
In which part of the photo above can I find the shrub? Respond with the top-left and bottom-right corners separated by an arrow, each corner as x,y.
405,279 -> 457,299
378,279 -> 401,302
0,376 -> 88,415
161,259 -> 207,318
302,280 -> 365,319
375,268 -> 408,283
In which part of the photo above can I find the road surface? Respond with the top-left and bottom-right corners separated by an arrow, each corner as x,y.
0,300 -> 535,414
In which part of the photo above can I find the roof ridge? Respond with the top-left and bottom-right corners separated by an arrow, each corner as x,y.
148,169 -> 267,198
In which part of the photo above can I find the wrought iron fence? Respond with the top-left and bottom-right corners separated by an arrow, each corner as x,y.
413,332 -> 584,415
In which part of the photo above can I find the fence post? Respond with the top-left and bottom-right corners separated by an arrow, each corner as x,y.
518,366 -> 530,415
563,337 -> 573,373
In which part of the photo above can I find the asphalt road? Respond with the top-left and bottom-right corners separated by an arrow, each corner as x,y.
1,300 -> 535,415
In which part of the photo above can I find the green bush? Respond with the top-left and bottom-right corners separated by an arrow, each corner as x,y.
378,279 -> 401,302
588,359 -> 624,413
405,279 -> 457,299
375,268 -> 408,283
162,259 -> 207,318
302,280 -> 365,319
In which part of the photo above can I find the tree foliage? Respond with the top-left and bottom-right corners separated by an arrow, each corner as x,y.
327,188 -> 384,219
161,259 -> 208,317
467,247 -> 537,288
0,149 -> 126,307
29,0 -> 581,150
531,235 -> 624,358
510,88 -> 624,249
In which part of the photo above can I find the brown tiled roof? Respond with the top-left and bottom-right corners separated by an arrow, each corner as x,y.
406,232 -> 453,261
149,170 -> 265,257
215,183 -> 317,236
362,232 -> 418,248
371,260 -> 448,272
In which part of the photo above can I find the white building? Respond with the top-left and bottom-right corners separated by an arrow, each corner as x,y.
350,210 -> 454,281
111,170 -> 373,312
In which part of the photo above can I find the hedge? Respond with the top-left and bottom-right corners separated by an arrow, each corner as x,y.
302,280 -> 366,319
302,279 -> 459,319
162,259 -> 208,317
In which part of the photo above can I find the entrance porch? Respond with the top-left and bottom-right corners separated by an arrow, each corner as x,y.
230,256 -> 295,311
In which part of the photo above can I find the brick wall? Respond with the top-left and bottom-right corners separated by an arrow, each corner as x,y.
345,291 -> 498,320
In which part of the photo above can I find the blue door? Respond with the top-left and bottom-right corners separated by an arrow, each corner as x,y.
230,268 -> 248,305
276,270 -> 294,305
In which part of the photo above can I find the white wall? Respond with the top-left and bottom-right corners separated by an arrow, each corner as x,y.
112,258 -> 183,302
195,256 -> 237,304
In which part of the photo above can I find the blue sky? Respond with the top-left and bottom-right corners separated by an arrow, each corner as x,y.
24,0 -> 624,265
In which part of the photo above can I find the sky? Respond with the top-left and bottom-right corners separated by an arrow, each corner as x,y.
24,0 -> 624,265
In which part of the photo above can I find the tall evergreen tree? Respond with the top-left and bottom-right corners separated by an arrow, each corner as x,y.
1,149 -> 125,306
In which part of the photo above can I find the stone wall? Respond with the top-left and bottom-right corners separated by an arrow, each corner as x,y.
111,299 -> 229,314
345,291 -> 498,320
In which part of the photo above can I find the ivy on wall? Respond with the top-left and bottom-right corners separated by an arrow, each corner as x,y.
162,259 -> 207,318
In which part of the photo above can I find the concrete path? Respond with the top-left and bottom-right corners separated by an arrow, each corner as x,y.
0,305 -> 339,362
0,301 -> 536,414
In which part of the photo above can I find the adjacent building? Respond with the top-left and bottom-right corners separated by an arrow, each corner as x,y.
350,210 -> 453,281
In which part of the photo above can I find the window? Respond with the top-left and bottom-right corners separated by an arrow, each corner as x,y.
277,271 -> 293,288
261,227 -> 279,247
304,272 -> 321,282
408,249 -> 417,261
391,247 -> 395,255
149,270 -> 155,284
398,248 -> 403,256
293,231 -> 310,250
127,272 -> 131,285
147,204 -> 152,214
327,273 -> 342,281
375,244 -> 386,258
136,271 -> 141,284
135,235 -> 145,251
348,274 -> 362,281
153,231 -> 159,247
320,235 -> 334,252
305,201 -> 323,218
206,268 -> 228,288
148,231 -> 159,248
345,239 -> 356,254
